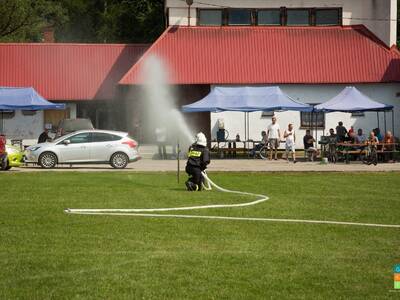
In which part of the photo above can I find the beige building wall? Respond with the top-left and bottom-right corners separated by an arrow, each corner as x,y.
166,0 -> 397,46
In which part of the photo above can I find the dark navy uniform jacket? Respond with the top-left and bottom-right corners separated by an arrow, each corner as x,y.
186,144 -> 210,170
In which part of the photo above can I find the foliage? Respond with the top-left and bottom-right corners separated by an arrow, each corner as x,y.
54,0 -> 165,43
0,171 -> 399,299
0,0 -> 67,42
0,0 -> 164,43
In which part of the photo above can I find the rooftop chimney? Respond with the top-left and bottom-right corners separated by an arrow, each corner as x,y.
42,26 -> 55,43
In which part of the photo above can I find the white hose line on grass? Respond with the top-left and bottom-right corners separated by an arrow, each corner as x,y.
65,172 -> 400,229
66,172 -> 269,213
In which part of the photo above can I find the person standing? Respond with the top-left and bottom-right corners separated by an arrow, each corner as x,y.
336,121 -> 347,142
284,123 -> 297,163
267,116 -> 281,160
155,127 -> 167,159
348,126 -> 354,136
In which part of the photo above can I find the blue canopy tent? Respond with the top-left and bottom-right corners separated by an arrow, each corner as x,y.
314,86 -> 395,135
0,87 -> 66,133
182,86 -> 312,143
182,86 -> 312,112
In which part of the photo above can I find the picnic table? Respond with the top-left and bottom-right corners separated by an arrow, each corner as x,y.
336,142 -> 398,163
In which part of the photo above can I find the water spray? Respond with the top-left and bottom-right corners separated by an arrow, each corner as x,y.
141,55 -> 194,152
177,138 -> 180,183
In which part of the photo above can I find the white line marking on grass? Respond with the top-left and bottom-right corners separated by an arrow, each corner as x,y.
65,172 -> 400,229
66,212 -> 400,228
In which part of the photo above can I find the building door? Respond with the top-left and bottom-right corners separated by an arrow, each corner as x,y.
44,108 -> 70,131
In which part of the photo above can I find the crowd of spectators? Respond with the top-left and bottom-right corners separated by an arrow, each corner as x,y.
325,121 -> 397,163
247,117 -> 397,163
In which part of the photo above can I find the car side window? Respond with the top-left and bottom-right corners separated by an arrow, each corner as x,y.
91,133 -> 122,142
68,133 -> 91,144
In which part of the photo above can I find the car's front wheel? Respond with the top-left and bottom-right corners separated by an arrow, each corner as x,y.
110,152 -> 129,169
39,152 -> 57,169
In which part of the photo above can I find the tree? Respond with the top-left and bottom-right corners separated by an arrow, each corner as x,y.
0,0 -> 67,42
55,0 -> 165,43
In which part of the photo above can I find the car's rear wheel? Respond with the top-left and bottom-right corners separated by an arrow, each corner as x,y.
110,152 -> 129,169
39,152 -> 57,169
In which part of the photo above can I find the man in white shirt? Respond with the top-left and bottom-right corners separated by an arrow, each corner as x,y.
267,116 -> 281,160
284,123 -> 297,163
155,127 -> 167,159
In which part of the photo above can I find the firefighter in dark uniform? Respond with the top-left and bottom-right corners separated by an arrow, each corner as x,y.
185,132 -> 210,191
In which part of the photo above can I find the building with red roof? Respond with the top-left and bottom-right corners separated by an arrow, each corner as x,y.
120,25 -> 400,85
0,43 -> 148,139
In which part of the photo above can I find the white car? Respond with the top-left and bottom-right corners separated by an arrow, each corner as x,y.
25,130 -> 141,169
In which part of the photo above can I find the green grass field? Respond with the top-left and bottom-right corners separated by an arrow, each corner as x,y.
1,171 -> 400,299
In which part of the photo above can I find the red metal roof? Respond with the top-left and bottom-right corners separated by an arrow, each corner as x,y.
120,25 -> 400,85
0,43 -> 148,100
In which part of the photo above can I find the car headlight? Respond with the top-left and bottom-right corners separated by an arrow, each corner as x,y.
29,146 -> 41,151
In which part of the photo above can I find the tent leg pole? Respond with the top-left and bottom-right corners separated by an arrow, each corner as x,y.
392,110 -> 395,137
377,111 -> 379,130
322,112 -> 329,151
315,112 -> 317,146
244,112 -> 246,147
384,111 -> 387,134
247,112 -> 250,149
313,111 -> 316,146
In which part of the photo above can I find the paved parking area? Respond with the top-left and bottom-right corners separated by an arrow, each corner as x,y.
8,158 -> 400,172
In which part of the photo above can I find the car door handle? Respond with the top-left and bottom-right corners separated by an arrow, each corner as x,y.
106,144 -> 113,148
80,146 -> 86,149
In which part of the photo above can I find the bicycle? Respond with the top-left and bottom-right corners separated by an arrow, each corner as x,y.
248,141 -> 269,159
362,144 -> 378,165
258,143 -> 269,160
327,142 -> 338,163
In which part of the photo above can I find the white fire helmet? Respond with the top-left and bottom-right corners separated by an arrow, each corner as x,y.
195,132 -> 207,147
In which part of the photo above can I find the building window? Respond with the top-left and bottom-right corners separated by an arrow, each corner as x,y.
261,111 -> 275,117
301,111 -> 325,128
228,9 -> 252,25
198,9 -> 223,26
257,9 -> 281,25
286,9 -> 310,26
22,110 -> 37,116
0,111 -> 15,119
351,112 -> 365,117
197,7 -> 342,27
315,9 -> 341,26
